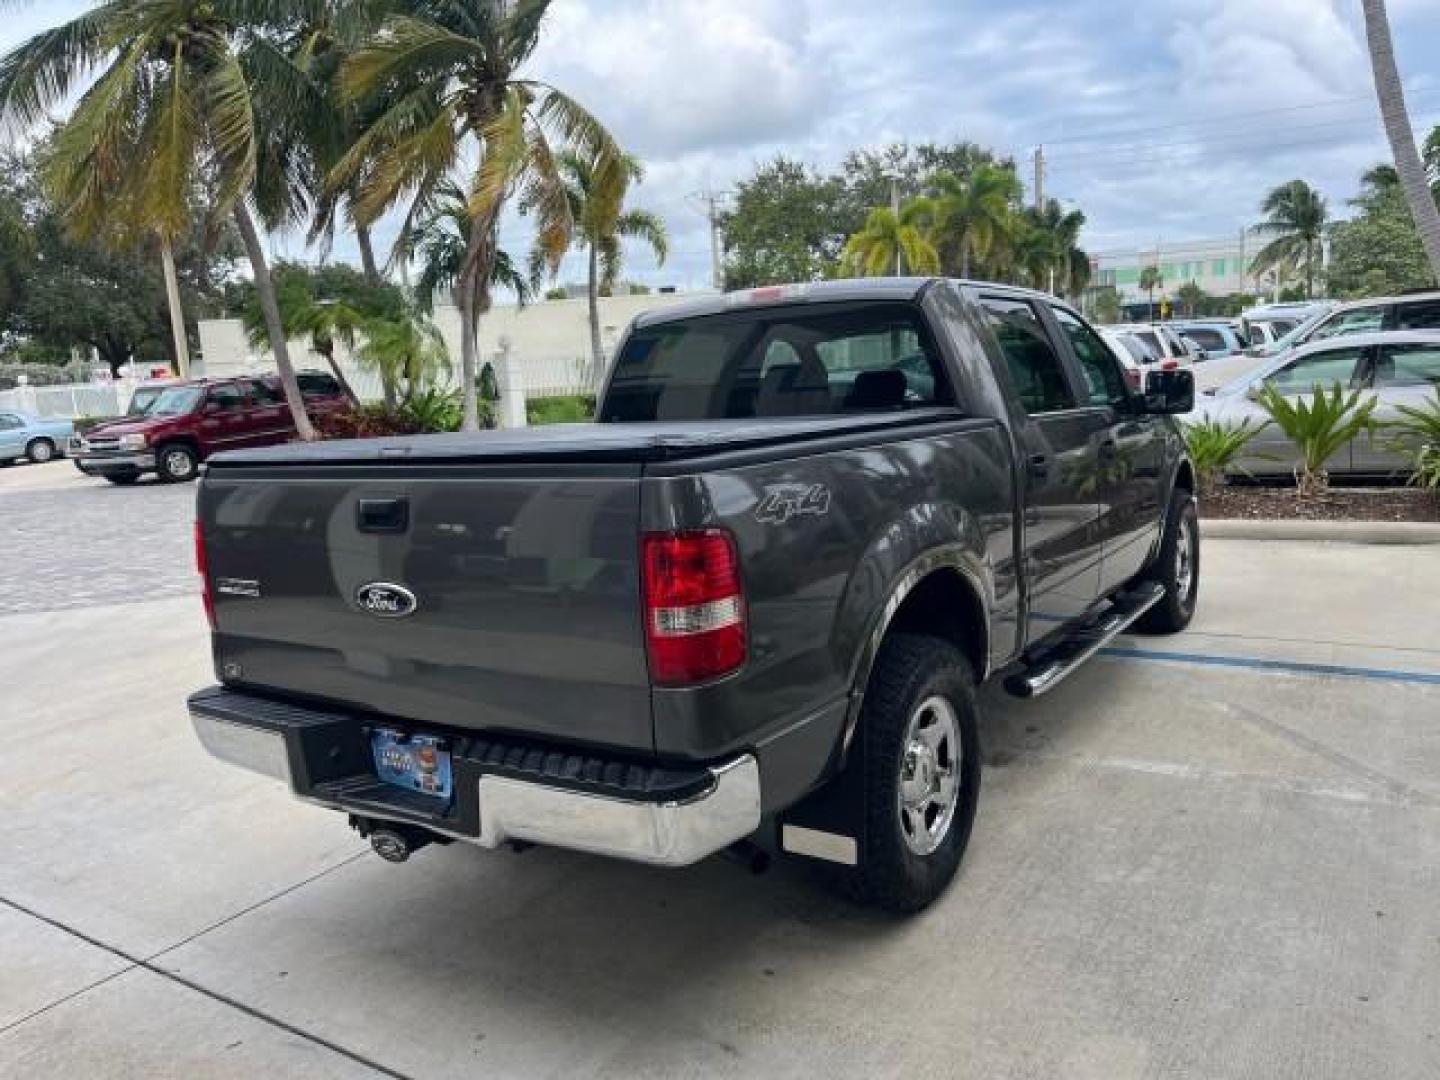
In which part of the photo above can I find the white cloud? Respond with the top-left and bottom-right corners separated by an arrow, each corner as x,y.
532,0 -> 831,157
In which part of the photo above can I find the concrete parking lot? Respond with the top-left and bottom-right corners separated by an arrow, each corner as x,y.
2,458 -> 1438,1079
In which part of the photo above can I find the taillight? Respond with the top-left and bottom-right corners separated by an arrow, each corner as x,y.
642,530 -> 746,686
1162,358 -> 1179,371
195,520 -> 216,631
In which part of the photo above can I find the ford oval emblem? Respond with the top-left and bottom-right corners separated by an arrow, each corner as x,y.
355,582 -> 418,619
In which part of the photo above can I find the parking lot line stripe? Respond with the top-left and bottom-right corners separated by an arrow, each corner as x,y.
1101,647 -> 1440,687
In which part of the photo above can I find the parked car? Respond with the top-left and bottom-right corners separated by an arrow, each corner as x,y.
0,411 -> 74,465
1170,321 -> 1246,358
1192,330 -> 1440,478
72,372 -> 348,484
1102,323 -> 1195,368
1098,328 -> 1158,391
188,277 -> 1200,913
1245,293 -> 1440,361
1240,301 -> 1335,350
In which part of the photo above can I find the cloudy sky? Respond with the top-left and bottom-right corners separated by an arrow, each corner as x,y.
6,0 -> 1440,290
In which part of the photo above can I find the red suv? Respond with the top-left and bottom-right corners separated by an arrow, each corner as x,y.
74,372 -> 348,484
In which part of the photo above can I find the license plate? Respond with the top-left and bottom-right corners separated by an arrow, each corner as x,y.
371,730 -> 453,801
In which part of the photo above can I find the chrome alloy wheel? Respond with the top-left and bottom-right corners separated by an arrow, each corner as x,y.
897,695 -> 963,856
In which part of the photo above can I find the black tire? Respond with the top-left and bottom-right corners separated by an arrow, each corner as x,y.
25,438 -> 57,464
844,634 -> 982,914
156,443 -> 199,483
1134,487 -> 1200,634
104,473 -> 140,486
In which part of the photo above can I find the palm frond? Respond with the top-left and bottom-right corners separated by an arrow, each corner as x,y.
340,15 -> 479,103
0,3 -> 123,135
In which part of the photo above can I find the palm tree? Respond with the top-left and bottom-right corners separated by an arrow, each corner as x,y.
355,311 -> 450,404
1250,180 -> 1328,299
0,1 -> 321,438
546,150 -> 668,373
1029,199 -> 1087,295
334,0 -> 622,431
1362,0 -> 1440,285
239,269 -> 366,406
398,180 -> 531,315
1139,265 -> 1164,320
841,199 -> 940,277
1006,217 -> 1056,291
929,164 -> 1019,277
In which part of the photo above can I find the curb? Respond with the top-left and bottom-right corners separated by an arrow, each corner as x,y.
1201,518 -> 1440,545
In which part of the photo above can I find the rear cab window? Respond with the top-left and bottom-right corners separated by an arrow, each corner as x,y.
600,302 -> 951,422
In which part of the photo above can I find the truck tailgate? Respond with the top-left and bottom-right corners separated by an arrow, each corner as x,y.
200,462 -> 653,752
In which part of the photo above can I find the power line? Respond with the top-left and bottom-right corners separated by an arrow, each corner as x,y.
1039,93 -> 1387,149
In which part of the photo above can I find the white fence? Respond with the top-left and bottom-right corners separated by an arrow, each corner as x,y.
0,382 -> 130,419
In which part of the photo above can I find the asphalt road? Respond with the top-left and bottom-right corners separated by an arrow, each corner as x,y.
2,459 -> 1438,1079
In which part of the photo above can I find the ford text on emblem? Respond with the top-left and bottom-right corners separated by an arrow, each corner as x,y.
356,583 -> 419,618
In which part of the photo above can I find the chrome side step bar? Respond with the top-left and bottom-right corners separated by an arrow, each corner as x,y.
1004,582 -> 1166,699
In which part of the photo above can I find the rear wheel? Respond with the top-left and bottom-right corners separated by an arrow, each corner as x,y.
25,438 -> 56,464
844,634 -> 982,914
156,444 -> 199,483
1134,487 -> 1200,634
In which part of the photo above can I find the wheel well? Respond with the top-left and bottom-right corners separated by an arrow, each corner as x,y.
884,569 -> 988,680
1174,459 -> 1195,496
26,435 -> 55,447
155,437 -> 199,454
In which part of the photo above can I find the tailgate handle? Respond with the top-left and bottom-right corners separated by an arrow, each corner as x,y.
357,498 -> 409,534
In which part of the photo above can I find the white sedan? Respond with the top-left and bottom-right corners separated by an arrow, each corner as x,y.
1188,330 -> 1440,478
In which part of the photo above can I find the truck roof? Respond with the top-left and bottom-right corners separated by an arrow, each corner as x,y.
632,277 -> 1059,329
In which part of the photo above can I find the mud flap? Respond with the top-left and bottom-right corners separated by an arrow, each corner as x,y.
777,733 -> 868,869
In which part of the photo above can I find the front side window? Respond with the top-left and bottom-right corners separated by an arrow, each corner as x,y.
601,302 -> 949,422
979,297 -> 1076,415
206,385 -> 245,412
1266,347 -> 1365,394
1052,307 -> 1127,407
1373,344 -> 1440,389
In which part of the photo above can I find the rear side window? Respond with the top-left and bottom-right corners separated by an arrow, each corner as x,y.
1133,329 -> 1163,356
1394,301 -> 1440,331
1185,328 -> 1226,351
1373,344 -> 1440,388
978,297 -> 1076,415
600,302 -> 949,422
248,380 -> 283,405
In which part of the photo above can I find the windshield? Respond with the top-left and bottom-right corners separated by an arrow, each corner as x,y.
600,302 -> 950,422
126,387 -> 165,416
147,387 -> 203,416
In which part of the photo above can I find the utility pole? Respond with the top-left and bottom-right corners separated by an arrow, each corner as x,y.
890,176 -> 903,276
694,189 -> 729,291
1032,145 -> 1045,210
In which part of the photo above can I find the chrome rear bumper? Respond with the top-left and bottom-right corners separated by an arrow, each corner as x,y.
190,706 -> 761,868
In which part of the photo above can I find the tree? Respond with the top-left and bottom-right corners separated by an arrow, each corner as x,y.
0,1 -> 321,438
929,164 -> 1020,278
720,157 -> 849,289
1328,163 -> 1436,297
547,150 -> 667,372
841,200 -> 941,277
396,181 -> 532,318
1176,282 -> 1208,318
1250,180 -> 1329,299
236,263 -> 406,405
1362,0 -> 1440,286
354,311 -> 451,404
1091,286 -> 1122,325
336,0 -> 622,431
1139,265 -> 1164,320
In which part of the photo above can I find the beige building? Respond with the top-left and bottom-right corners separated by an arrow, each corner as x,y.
197,290 -> 711,399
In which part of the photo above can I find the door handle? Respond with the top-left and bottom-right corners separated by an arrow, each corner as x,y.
357,498 -> 410,533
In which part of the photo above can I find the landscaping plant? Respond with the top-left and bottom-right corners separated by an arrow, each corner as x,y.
1181,416 -> 1269,497
1254,382 -> 1379,498
1388,390 -> 1440,495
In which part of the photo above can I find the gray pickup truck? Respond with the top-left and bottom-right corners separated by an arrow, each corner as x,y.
189,278 -> 1198,912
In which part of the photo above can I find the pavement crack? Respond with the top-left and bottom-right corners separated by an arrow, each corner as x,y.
0,861 -> 410,1080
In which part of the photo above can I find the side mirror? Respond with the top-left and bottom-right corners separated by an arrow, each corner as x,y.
1138,368 -> 1194,415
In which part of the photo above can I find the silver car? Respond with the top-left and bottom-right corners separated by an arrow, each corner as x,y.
0,411 -> 74,465
1189,330 -> 1440,477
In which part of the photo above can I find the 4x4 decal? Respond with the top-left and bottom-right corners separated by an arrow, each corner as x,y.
755,483 -> 831,525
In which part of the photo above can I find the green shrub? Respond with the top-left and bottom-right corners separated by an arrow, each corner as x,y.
1182,416 -> 1268,496
1388,391 -> 1440,491
1254,381 -> 1378,498
398,387 -> 463,432
527,394 -> 596,425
